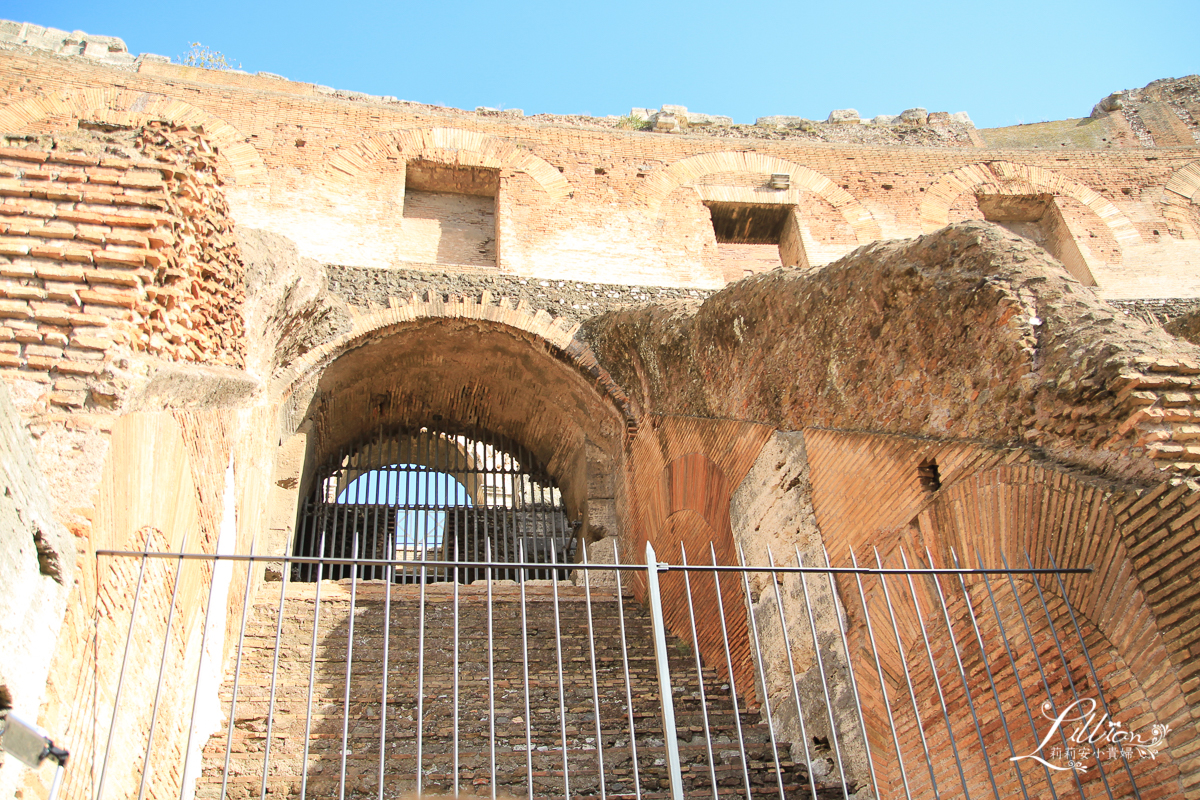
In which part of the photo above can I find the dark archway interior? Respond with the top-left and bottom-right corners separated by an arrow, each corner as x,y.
295,318 -> 628,555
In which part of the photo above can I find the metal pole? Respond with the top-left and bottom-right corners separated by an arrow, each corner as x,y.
874,547 -> 939,798
519,538 -> 533,799
94,540 -> 151,800
737,545 -> 787,800
644,542 -> 684,800
764,546 -> 818,800
709,542 -> 752,800
849,549 -> 912,800
795,547 -> 850,799
551,539 -> 571,798
220,549 -> 257,800
582,543 -> 608,800
137,529 -> 192,800
899,547 -> 971,799
820,545 -> 880,800
680,543 -> 719,800
613,540 -> 642,800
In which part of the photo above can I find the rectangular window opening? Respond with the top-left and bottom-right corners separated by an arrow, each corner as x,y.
401,161 -> 499,268
976,193 -> 1096,285
705,201 -> 807,282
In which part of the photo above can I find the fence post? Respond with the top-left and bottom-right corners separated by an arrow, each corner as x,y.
645,542 -> 684,800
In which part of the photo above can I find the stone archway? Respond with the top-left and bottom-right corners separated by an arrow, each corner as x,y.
272,302 -> 635,564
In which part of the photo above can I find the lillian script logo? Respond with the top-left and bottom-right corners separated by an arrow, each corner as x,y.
1011,697 -> 1170,772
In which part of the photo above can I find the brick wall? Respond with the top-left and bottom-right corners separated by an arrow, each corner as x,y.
0,50 -> 1197,298
0,123 -> 243,412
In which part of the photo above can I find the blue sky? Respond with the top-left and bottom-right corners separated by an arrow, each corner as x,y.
4,0 -> 1198,129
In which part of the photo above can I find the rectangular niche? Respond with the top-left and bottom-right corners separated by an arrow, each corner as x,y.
705,201 -> 808,282
401,161 -> 499,268
976,193 -> 1096,285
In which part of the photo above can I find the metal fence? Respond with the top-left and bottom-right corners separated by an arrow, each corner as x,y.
81,539 -> 1159,800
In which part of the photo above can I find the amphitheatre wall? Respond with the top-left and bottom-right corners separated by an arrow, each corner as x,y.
0,44 -> 1195,298
1,23 -> 1200,800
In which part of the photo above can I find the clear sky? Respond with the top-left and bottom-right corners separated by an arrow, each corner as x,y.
4,0 -> 1198,129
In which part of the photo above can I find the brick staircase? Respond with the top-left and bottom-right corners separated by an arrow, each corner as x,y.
197,579 -> 849,799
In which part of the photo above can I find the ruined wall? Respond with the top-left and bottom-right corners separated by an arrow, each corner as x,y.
584,224 -> 1200,793
0,51 -> 1195,299
0,122 -> 281,800
1,27 -> 1200,800
585,222 -> 1200,483
0,124 -> 243,420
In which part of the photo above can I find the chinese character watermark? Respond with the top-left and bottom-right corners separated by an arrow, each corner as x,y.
1010,698 -> 1169,773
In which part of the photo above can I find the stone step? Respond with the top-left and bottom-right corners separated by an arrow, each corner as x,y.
195,582 -> 851,800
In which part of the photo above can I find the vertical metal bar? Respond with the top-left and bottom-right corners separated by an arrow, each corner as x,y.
820,545 -> 880,800
794,547 -> 850,799
519,538 -> 533,800
922,547 -> 1002,799
377,517 -> 393,800
453,531 -> 460,792
613,540 -> 642,800
551,538 -> 571,798
136,529 -> 192,800
220,551 -> 257,800
337,520 -> 360,800
898,547 -> 972,799
948,549 -> 1032,800
709,542 -> 753,800
994,554 -> 1083,798
416,509 -> 429,796
472,431 -> 482,582
644,542 -> 684,800
1019,551 -> 1115,800
368,436 -> 380,580
736,545 -> 786,800
848,549 -> 912,800
873,547 -> 939,798
764,546 -> 817,800
260,545 -> 290,800
582,543 -> 608,800
180,538 -> 225,800
1043,549 -> 1141,795
95,543 -> 151,800
487,534 -> 497,799
299,525 -> 325,800
680,543 -> 719,800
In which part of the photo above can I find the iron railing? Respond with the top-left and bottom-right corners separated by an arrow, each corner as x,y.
78,539 -> 1160,800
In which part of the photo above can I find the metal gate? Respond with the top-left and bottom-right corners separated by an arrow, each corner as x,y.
292,426 -> 576,583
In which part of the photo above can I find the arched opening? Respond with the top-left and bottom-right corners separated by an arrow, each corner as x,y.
276,315 -> 632,587
293,425 -> 575,582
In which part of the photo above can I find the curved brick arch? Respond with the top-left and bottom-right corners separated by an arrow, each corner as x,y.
318,126 -> 572,201
645,151 -> 882,243
920,160 -> 1142,244
1165,160 -> 1200,203
835,460 -> 1189,796
1164,160 -> 1200,238
0,89 -> 267,187
273,297 -> 635,547
273,295 -> 635,430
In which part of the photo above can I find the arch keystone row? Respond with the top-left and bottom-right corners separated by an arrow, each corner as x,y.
0,89 -> 267,187
318,127 -> 572,201
273,293 -> 634,424
641,151 -> 881,243
920,160 -> 1142,244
